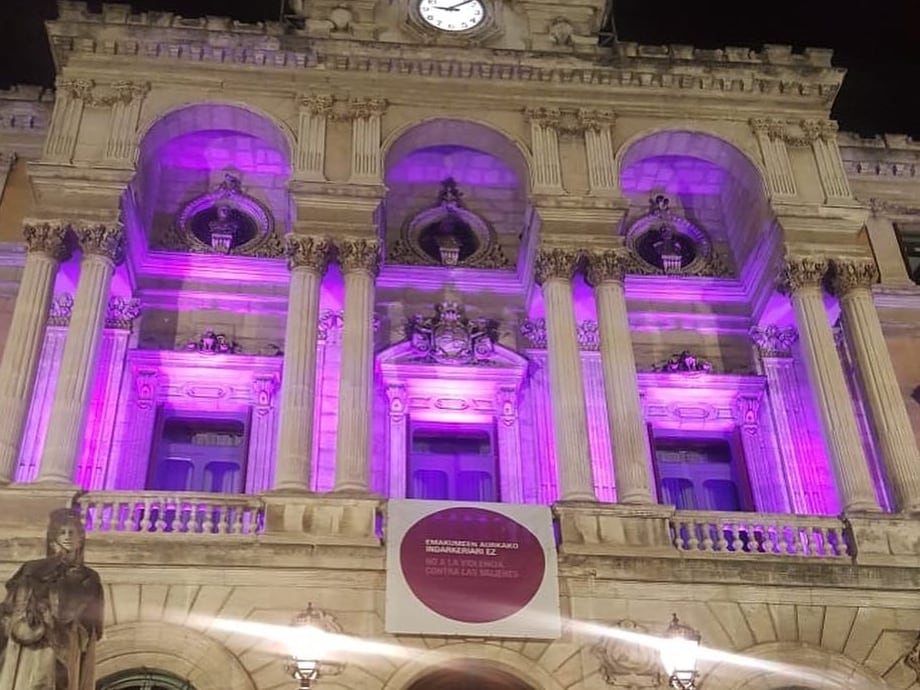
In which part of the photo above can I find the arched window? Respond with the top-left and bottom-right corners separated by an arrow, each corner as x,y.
97,669 -> 196,690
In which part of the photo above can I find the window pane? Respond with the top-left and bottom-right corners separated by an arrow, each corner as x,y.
411,470 -> 449,500
204,461 -> 243,493
154,458 -> 193,492
703,479 -> 741,512
457,470 -> 496,502
660,477 -> 696,510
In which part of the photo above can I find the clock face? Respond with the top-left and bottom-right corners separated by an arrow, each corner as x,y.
418,0 -> 486,32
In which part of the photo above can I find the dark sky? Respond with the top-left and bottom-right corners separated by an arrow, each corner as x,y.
1,0 -> 917,138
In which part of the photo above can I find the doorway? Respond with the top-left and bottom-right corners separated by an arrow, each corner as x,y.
406,663 -> 534,690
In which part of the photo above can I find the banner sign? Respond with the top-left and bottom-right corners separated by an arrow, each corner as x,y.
385,500 -> 560,638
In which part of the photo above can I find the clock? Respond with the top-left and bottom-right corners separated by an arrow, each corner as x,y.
417,0 -> 486,33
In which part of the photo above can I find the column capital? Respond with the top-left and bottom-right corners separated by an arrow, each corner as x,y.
780,255 -> 828,294
535,247 -> 580,284
105,296 -> 141,330
299,93 -> 334,116
578,109 -> 616,132
829,258 -> 879,297
286,234 -> 331,273
750,324 -> 798,358
22,220 -> 70,261
337,238 -> 381,276
75,222 -> 125,263
338,97 -> 388,120
585,248 -> 637,286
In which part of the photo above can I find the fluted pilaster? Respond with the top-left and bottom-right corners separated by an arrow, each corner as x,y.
38,223 -> 124,484
0,221 -> 69,483
536,247 -> 595,501
274,235 -> 330,491
295,94 -> 333,181
782,256 -> 880,512
831,258 -> 920,512
586,249 -> 653,504
334,238 -> 380,492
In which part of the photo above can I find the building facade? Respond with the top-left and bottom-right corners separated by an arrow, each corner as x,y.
1,1 -> 920,688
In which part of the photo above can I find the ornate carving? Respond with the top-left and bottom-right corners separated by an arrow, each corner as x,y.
317,309 -> 345,343
585,249 -> 637,285
48,294 -> 74,327
750,325 -> 798,358
829,258 -> 879,296
335,97 -> 388,120
299,93 -> 334,116
406,302 -> 498,365
75,223 -> 125,263
252,375 -> 279,416
535,247 -> 580,284
134,369 -> 158,410
592,619 -> 659,687
286,235 -> 330,273
22,220 -> 70,261
386,384 -> 408,422
520,319 -> 547,349
185,330 -> 241,355
524,107 -> 582,135
338,238 -> 381,276
577,320 -> 600,351
904,635 -> 920,681
496,387 -> 518,427
733,393 -> 762,434
780,256 -> 828,293
578,109 -> 616,131
749,117 -> 787,140
105,296 -> 141,330
653,350 -> 713,374
59,78 -> 95,102
110,81 -> 150,105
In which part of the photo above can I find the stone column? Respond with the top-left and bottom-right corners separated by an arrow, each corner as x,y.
586,249 -> 654,504
295,93 -> 333,181
782,256 -> 880,512
496,387 -> 524,504
44,79 -> 92,162
386,384 -> 408,499
38,223 -> 124,485
535,247 -> 595,501
0,221 -> 70,484
103,82 -> 149,165
803,120 -> 852,203
273,235 -> 330,492
750,118 -> 797,199
334,238 -> 380,493
524,108 -> 564,194
347,99 -> 388,184
831,258 -> 920,513
580,110 -> 617,195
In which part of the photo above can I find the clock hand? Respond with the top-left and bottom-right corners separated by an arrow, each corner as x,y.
434,0 -> 476,9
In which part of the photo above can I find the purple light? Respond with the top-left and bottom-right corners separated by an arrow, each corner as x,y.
386,145 -> 518,188
156,130 -> 290,175
620,155 -> 728,196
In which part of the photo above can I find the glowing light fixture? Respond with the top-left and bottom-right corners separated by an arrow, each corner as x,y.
659,614 -> 701,690
286,604 -> 327,690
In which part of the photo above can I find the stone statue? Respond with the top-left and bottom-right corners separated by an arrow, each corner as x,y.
0,509 -> 104,690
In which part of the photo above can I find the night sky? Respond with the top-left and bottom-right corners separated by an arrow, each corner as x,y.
0,0 -> 917,138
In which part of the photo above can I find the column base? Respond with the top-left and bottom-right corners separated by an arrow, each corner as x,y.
0,483 -> 81,530
845,513 -> 920,567
263,492 -> 382,546
553,501 -> 676,557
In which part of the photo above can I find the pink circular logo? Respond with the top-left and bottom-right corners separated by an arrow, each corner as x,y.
399,507 -> 545,623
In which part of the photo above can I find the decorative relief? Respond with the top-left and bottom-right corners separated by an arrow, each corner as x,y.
58,79 -> 149,107
330,97 -> 388,121
48,294 -> 74,327
134,369 -> 158,410
286,235 -> 331,272
318,309 -> 345,343
585,248 -> 638,285
904,635 -> 920,681
625,195 -> 733,278
592,619 -> 659,687
299,93 -> 334,115
520,318 -> 547,349
105,296 -> 141,330
184,329 -> 242,355
388,178 -> 510,269
22,220 -> 70,261
386,384 -> 408,423
578,109 -> 616,132
75,223 -> 125,263
576,320 -> 600,351
829,258 -> 879,296
535,247 -> 581,284
496,388 -> 518,427
252,375 -> 279,415
524,107 -> 582,136
406,302 -> 498,365
750,325 -> 798,358
337,238 -> 381,275
653,350 -> 713,374
733,393 -> 762,433
749,118 -> 838,146
155,173 -> 284,258
780,256 -> 828,293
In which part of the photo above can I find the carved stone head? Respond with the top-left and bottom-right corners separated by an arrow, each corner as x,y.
46,508 -> 86,564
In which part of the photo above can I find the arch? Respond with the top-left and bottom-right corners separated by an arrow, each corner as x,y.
382,117 -> 532,192
95,622 -> 256,690
136,101 -> 295,167
381,642 -> 567,690
701,642 -> 891,690
406,661 -> 535,690
615,126 -> 768,200
98,668 -> 197,690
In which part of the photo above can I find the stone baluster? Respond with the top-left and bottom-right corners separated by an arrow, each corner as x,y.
38,223 -> 124,485
44,79 -> 92,162
525,109 -> 564,194
347,99 -> 387,184
0,221 -> 70,484
273,235 -> 330,492
782,256 -> 880,512
831,258 -> 920,513
295,94 -> 333,181
586,249 -> 654,504
580,110 -> 617,195
535,247 -> 595,501
803,120 -> 852,202
495,387 -> 525,504
386,384 -> 408,499
733,392 -> 790,513
334,238 -> 380,492
750,118 -> 797,198
103,82 -> 150,164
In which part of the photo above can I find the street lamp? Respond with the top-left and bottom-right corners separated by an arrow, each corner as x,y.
286,604 -> 327,690
659,614 -> 701,690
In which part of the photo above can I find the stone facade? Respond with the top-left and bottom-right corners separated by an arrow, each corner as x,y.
1,2 -> 920,689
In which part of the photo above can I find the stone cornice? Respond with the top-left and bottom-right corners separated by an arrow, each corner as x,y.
47,5 -> 843,107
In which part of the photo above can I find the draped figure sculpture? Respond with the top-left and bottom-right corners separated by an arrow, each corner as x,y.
0,509 -> 104,690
